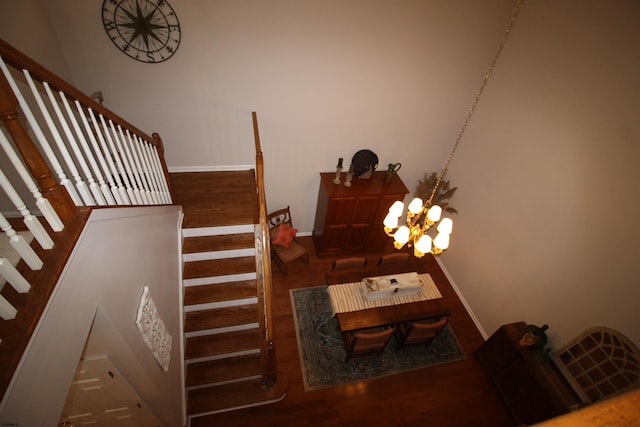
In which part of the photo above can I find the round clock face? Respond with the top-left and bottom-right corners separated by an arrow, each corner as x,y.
102,0 -> 181,63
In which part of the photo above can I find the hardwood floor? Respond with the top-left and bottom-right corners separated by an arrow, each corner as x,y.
190,237 -> 515,427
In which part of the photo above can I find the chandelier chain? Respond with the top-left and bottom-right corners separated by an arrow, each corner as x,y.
427,0 -> 525,206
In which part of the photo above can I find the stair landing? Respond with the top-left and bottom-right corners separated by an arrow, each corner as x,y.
170,171 -> 259,228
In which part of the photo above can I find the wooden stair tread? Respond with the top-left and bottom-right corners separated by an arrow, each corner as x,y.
186,354 -> 261,387
184,280 -> 257,305
183,233 -> 255,253
183,257 -> 257,279
170,171 -> 259,227
187,378 -> 287,416
185,329 -> 260,359
185,304 -> 258,332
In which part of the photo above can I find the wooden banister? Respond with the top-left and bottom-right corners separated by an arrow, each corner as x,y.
252,111 -> 277,387
0,38 -> 156,145
0,60 -> 75,224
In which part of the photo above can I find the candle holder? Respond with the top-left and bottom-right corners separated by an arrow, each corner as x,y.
344,165 -> 354,187
333,167 -> 342,184
333,157 -> 344,184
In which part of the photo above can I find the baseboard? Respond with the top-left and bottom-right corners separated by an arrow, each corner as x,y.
168,165 -> 254,173
435,257 -> 488,340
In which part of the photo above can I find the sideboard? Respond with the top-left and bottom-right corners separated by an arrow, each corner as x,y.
312,171 -> 409,257
474,322 -> 583,425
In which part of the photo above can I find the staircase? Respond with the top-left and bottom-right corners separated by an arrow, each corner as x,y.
170,171 -> 286,422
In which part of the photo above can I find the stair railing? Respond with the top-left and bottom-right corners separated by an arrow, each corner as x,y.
252,112 -> 277,387
0,38 -> 175,319
0,38 -> 176,403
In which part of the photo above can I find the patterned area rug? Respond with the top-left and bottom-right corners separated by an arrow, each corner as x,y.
290,285 -> 467,391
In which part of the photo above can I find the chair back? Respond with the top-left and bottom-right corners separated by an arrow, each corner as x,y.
396,317 -> 448,350
344,327 -> 395,362
332,257 -> 368,271
267,206 -> 294,239
377,252 -> 410,266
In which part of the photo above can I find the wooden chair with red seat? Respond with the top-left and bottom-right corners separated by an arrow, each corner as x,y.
394,317 -> 448,351
342,326 -> 395,362
267,206 -> 309,274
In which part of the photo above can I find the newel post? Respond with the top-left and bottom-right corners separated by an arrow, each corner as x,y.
0,68 -> 75,223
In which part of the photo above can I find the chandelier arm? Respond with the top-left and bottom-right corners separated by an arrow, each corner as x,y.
426,0 -> 525,206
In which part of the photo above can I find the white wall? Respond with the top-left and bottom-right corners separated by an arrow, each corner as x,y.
0,206 -> 184,426
1,0 -> 639,350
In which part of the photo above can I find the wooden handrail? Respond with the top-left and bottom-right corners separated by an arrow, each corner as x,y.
0,49 -> 75,224
252,111 -> 277,387
0,38 -> 174,211
0,39 -> 156,145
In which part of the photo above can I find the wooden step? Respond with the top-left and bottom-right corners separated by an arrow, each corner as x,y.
170,171 -> 259,228
185,329 -> 260,360
186,354 -> 261,388
187,378 -> 287,417
184,280 -> 257,305
183,233 -> 255,253
185,304 -> 258,332
183,257 -> 257,279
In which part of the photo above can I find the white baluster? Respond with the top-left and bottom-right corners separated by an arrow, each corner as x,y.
90,111 -> 129,204
0,128 -> 63,231
146,143 -> 170,204
0,167 -> 54,250
0,56 -> 81,207
77,106 -> 117,205
132,134 -> 160,204
99,114 -> 134,204
29,76 -> 93,205
0,293 -> 18,320
63,99 -> 107,205
123,128 -> 153,204
137,137 -> 161,204
0,213 -> 42,270
114,124 -> 145,204
45,85 -> 99,205
151,144 -> 172,203
20,69 -> 83,205
0,258 -> 31,293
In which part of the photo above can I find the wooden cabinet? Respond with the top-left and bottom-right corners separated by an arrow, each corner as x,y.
474,322 -> 582,426
313,171 -> 409,256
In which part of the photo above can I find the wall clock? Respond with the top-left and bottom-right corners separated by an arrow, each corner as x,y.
102,0 -> 181,63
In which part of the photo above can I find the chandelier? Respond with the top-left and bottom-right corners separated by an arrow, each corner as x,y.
383,0 -> 524,257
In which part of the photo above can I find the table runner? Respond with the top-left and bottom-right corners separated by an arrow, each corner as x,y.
327,273 -> 442,314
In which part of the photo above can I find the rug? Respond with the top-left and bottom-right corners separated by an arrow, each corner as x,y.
290,285 -> 467,391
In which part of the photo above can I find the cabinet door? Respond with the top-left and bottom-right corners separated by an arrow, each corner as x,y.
322,198 -> 355,251
366,194 -> 404,252
345,196 -> 378,249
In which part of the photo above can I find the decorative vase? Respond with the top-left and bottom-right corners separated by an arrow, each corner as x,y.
384,163 -> 402,184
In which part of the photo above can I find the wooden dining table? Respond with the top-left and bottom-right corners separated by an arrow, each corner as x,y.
325,261 -> 451,333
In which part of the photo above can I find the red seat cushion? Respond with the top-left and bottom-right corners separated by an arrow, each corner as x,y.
272,224 -> 298,248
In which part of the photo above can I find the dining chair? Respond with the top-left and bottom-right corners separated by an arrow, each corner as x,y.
394,317 -> 448,351
332,256 -> 368,271
377,252 -> 410,266
342,326 -> 395,362
267,206 -> 309,274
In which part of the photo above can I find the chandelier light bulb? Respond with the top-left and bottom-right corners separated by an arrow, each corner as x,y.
388,201 -> 405,217
408,198 -> 424,215
415,234 -> 432,255
427,205 -> 442,222
383,212 -> 399,229
433,232 -> 450,251
437,217 -> 453,235
394,226 -> 410,245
